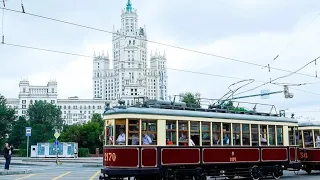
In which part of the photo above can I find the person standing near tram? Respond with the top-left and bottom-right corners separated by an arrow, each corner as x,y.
3,143 -> 13,170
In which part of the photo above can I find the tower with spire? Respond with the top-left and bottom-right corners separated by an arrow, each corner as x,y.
92,0 -> 168,104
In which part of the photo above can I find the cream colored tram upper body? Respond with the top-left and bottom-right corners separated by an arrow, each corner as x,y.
103,106 -> 298,147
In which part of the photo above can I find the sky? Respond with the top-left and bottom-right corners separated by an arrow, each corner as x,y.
0,0 -> 320,121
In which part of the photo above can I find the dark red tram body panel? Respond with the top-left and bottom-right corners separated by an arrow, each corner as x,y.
101,146 -> 301,177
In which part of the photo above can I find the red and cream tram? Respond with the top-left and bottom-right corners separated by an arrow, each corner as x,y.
297,121 -> 320,174
100,100 -> 300,180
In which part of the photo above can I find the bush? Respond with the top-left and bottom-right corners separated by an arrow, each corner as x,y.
78,148 -> 89,157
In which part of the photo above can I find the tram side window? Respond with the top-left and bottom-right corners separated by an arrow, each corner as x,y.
268,125 -> 275,145
232,123 -> 240,146
303,130 -> 313,147
178,121 -> 189,146
141,120 -> 157,145
115,119 -> 126,145
166,120 -> 176,145
128,119 -> 139,145
222,123 -> 231,145
288,126 -> 295,145
190,121 -> 200,146
277,126 -> 283,145
105,120 -> 114,145
315,130 -> 320,147
260,125 -> 267,145
212,123 -> 221,145
242,124 -> 250,145
251,124 -> 259,146
201,122 -> 211,146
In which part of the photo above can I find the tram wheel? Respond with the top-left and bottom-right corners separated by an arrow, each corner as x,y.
250,165 -> 260,180
272,165 -> 283,179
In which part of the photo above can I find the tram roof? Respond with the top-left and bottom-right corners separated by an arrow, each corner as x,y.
298,121 -> 320,127
104,107 -> 297,123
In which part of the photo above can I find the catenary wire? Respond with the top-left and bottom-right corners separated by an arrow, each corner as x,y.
264,12 -> 320,67
2,41 -> 320,96
0,7 -> 319,80
234,57 -> 320,96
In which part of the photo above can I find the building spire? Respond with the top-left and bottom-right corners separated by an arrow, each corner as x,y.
126,0 -> 132,12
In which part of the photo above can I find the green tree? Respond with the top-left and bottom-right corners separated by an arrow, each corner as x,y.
180,92 -> 201,108
91,113 -> 104,127
81,121 -> 103,153
60,124 -> 83,143
0,94 -> 16,144
8,116 -> 28,148
27,100 -> 63,145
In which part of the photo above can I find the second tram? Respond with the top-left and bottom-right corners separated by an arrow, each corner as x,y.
100,100 -> 301,180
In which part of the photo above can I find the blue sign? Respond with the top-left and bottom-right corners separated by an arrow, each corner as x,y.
54,140 -> 59,145
26,127 -> 32,137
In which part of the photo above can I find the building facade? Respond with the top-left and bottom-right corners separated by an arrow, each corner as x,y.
7,79 -> 109,125
92,0 -> 168,105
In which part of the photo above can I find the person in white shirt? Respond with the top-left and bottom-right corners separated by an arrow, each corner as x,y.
189,138 -> 195,146
116,128 -> 125,145
131,134 -> 139,145
142,134 -> 152,145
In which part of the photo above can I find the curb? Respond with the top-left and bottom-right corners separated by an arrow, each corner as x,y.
0,169 -> 32,175
82,164 -> 102,167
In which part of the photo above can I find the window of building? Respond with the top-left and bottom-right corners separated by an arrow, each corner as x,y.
115,119 -> 126,145
201,122 -> 210,146
242,124 -> 250,145
141,120 -> 157,145
268,125 -> 276,145
52,88 -> 54,93
166,120 -> 176,145
277,126 -> 283,145
23,88 -> 26,93
178,121 -> 188,146
232,123 -> 240,146
128,119 -> 139,145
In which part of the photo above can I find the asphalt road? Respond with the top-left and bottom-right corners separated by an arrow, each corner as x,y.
0,164 -> 320,180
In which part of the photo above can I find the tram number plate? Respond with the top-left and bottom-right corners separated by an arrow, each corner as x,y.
230,157 -> 237,162
105,152 -> 117,162
300,152 -> 308,159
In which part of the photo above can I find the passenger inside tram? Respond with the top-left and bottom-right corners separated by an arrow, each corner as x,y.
223,134 -> 230,145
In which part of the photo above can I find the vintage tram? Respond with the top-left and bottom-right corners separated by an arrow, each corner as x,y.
297,121 -> 320,174
100,100 -> 301,180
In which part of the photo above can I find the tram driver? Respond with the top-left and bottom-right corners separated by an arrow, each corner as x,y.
116,126 -> 125,145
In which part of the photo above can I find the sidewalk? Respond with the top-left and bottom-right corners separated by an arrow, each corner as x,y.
0,169 -> 32,175
0,157 -> 102,166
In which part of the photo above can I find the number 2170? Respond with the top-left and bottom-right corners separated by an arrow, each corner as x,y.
105,153 -> 116,162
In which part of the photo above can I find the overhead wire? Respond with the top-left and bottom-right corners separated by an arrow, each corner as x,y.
234,56 -> 320,96
0,7 -> 319,80
2,41 -> 320,97
263,12 -> 320,69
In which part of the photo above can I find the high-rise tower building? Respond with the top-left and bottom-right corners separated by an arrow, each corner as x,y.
92,0 -> 168,105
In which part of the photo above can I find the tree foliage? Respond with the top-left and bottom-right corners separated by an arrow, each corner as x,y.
180,92 -> 201,108
27,100 -> 63,145
0,94 -> 16,144
60,116 -> 104,154
8,116 -> 28,148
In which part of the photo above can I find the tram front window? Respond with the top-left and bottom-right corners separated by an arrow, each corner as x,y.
115,119 -> 126,145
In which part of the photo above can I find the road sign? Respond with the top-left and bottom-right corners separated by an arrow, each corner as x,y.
26,127 -> 32,137
54,132 -> 60,139
55,140 -> 59,145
